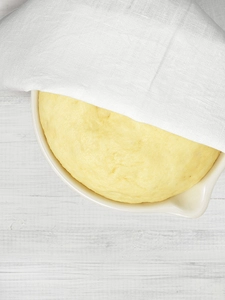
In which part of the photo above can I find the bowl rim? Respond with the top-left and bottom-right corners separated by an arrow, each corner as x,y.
31,90 -> 225,218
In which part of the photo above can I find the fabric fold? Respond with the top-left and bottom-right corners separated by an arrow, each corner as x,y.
0,0 -> 225,151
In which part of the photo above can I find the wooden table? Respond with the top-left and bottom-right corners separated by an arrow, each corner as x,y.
1,2 -> 225,299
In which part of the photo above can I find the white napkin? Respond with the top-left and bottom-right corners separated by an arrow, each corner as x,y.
0,0 -> 225,151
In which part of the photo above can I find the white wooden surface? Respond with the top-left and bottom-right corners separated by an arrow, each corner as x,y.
1,2 -> 225,299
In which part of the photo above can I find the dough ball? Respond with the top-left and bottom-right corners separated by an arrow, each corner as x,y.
38,91 -> 220,204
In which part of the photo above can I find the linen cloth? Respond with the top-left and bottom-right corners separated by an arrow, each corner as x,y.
0,0 -> 225,151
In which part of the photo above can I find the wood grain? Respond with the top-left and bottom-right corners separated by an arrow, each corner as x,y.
0,90 -> 225,300
0,3 -> 225,297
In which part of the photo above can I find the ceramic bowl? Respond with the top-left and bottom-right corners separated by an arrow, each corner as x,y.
31,90 -> 225,218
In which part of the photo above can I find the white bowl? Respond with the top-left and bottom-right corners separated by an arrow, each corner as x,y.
31,90 -> 225,218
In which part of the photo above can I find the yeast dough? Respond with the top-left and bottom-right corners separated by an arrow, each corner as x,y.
38,91 -> 220,204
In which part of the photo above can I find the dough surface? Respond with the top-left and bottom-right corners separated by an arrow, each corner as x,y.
38,91 -> 220,204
